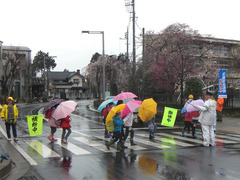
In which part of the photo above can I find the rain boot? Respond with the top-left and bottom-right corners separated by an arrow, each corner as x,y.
106,140 -> 115,150
121,141 -> 128,149
117,142 -> 123,150
130,138 -> 136,146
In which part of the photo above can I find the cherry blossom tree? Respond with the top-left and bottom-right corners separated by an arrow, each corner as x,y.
146,23 -> 211,103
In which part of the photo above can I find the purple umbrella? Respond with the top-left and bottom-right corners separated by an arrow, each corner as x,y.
186,99 -> 204,112
43,99 -> 63,114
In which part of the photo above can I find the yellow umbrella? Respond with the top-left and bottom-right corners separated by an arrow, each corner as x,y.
0,104 -> 2,109
105,104 -> 126,125
138,98 -> 157,122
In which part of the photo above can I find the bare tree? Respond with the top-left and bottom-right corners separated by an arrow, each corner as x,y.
0,48 -> 25,97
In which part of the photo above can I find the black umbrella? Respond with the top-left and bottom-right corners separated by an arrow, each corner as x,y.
43,99 -> 63,114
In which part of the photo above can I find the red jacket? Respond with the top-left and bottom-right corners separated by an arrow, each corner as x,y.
184,112 -> 192,122
60,116 -> 71,129
45,109 -> 53,119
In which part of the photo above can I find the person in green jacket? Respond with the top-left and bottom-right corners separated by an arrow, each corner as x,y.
1,97 -> 19,141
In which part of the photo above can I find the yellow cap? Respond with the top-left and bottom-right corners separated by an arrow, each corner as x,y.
188,94 -> 194,99
7,97 -> 14,101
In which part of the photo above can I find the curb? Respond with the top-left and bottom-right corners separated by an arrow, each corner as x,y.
0,145 -> 12,179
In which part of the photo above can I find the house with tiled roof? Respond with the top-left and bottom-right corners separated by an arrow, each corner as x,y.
47,69 -> 88,99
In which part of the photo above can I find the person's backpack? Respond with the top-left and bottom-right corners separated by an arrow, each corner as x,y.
101,108 -> 108,117
106,120 -> 114,132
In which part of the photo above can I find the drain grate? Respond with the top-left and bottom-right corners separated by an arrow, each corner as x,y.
18,176 -> 38,180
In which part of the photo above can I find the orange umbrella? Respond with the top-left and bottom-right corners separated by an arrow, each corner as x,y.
138,98 -> 157,122
105,104 -> 126,125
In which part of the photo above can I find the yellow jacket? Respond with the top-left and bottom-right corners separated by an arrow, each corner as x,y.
1,104 -> 19,123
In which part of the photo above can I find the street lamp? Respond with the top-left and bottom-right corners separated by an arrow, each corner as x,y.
82,30 -> 105,100
44,55 -> 57,96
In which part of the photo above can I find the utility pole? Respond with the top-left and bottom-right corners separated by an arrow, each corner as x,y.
132,0 -> 136,93
142,28 -> 145,79
126,27 -> 129,60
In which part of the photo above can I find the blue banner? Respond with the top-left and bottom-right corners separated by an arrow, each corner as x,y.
218,69 -> 227,98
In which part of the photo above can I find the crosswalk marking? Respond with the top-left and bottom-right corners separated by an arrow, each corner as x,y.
94,135 -> 147,151
8,130 -> 240,162
161,133 -> 204,144
168,132 -> 239,144
136,133 -> 195,147
24,139 -> 60,158
73,136 -> 117,153
133,136 -> 172,149
55,138 -> 91,155
0,125 -> 38,165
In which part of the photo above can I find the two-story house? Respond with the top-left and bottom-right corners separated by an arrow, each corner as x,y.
47,70 -> 88,99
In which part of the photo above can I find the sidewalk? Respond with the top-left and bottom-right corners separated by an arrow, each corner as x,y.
215,117 -> 240,133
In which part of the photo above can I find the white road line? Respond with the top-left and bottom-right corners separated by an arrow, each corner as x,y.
0,125 -> 38,165
24,139 -> 60,158
164,132 -> 239,144
133,136 -> 172,149
73,136 -> 117,153
161,133 -> 203,144
136,133 -> 194,147
94,135 -> 147,151
215,134 -> 240,141
55,138 -> 91,155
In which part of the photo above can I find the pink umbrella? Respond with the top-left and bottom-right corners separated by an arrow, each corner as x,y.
113,92 -> 138,101
122,100 -> 142,118
186,99 -> 204,112
52,100 -> 78,120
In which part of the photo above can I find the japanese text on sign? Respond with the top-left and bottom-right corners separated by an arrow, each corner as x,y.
27,115 -> 43,136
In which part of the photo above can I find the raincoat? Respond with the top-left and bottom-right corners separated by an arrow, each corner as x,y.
191,99 -> 216,146
1,104 -> 18,124
45,109 -> 60,128
60,115 -> 71,129
193,99 -> 216,125
113,115 -> 123,132
216,98 -> 224,112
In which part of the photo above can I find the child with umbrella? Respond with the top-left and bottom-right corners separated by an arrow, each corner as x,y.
106,112 -> 125,150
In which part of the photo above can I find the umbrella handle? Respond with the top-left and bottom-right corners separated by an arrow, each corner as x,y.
182,99 -> 189,103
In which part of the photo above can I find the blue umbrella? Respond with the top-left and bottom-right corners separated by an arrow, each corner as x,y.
97,99 -> 117,111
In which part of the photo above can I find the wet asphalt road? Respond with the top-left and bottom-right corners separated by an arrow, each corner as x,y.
2,100 -> 240,180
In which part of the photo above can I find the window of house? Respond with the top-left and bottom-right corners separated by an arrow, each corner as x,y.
73,79 -> 80,84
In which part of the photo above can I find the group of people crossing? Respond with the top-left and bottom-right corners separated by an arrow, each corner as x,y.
181,91 -> 225,147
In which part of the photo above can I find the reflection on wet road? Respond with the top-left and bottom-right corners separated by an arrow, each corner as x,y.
1,100 -> 240,180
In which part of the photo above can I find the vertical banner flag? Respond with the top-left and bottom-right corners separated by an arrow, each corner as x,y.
161,107 -> 178,127
27,115 -> 43,136
218,69 -> 227,98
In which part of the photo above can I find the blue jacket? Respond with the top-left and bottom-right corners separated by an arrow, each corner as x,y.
113,115 -> 123,132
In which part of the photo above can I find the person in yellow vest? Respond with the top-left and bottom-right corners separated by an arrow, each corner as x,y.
216,98 -> 224,122
1,97 -> 19,141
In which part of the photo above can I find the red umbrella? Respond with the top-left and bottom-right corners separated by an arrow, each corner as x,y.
113,92 -> 137,101
52,100 -> 78,120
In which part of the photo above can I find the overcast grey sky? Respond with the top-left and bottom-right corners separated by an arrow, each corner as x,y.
1,0 -> 240,73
